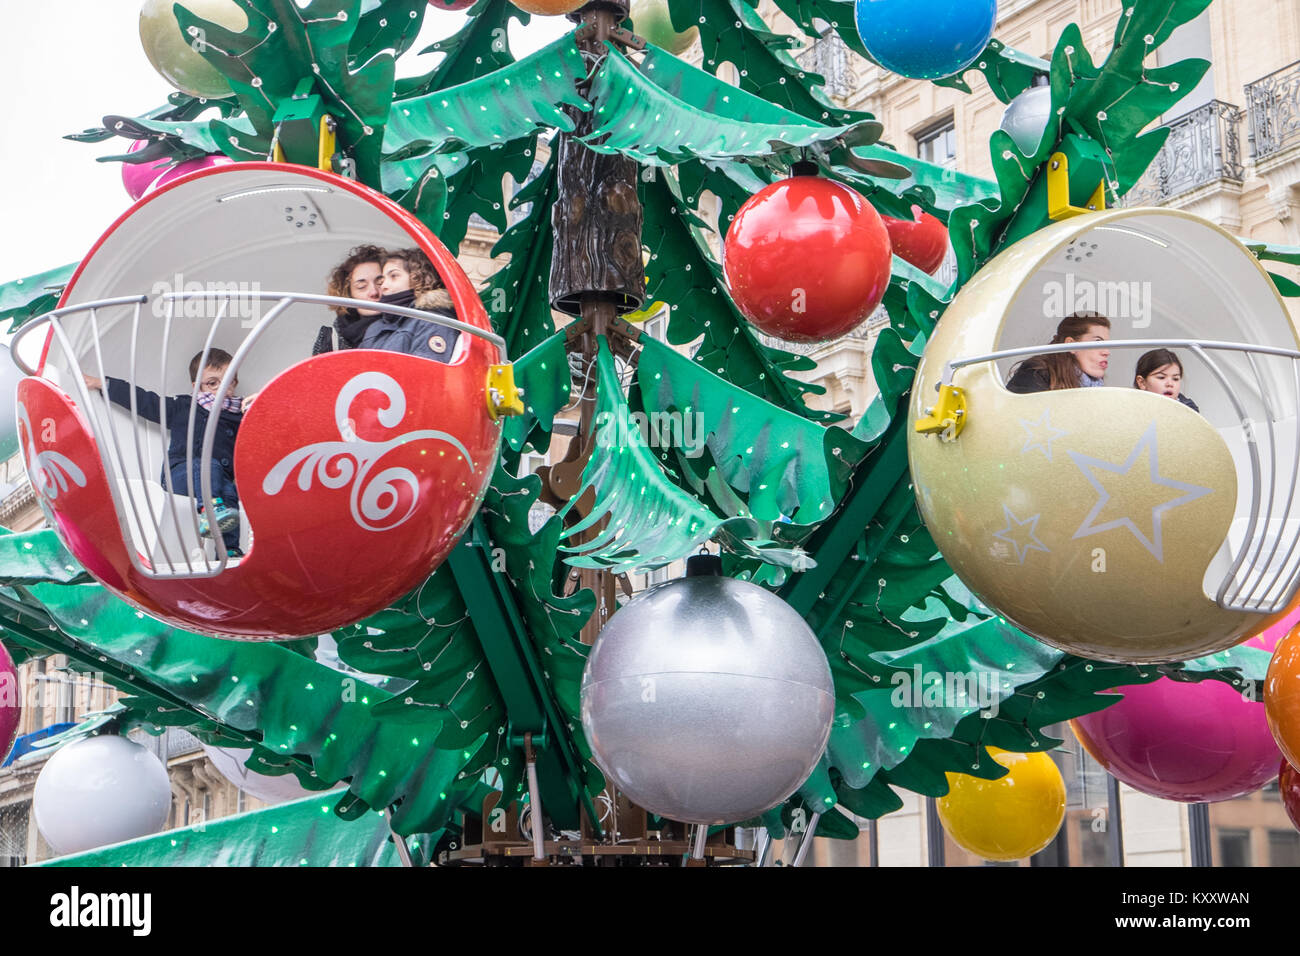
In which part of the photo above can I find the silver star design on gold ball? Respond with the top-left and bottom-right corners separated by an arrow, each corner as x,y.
993,506 -> 1050,564
1019,409 -> 1068,461
1069,423 -> 1213,561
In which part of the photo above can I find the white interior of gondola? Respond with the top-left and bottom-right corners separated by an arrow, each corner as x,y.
19,167 -> 466,572
992,211 -> 1300,610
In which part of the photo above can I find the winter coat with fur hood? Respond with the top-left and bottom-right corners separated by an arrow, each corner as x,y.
313,288 -> 459,362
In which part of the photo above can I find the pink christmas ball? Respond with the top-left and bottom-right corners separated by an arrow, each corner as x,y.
1071,618 -> 1289,803
121,140 -> 170,201
0,642 -> 21,763
143,154 -> 234,196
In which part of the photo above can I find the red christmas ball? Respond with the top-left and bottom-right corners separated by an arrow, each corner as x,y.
882,204 -> 949,275
428,0 -> 477,9
723,173 -> 892,343
1282,760 -> 1300,832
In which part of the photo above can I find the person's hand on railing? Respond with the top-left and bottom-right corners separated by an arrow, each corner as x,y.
83,374 -> 103,393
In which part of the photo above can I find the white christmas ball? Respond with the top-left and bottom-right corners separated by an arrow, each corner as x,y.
34,735 -> 171,856
999,85 -> 1055,156
580,570 -> 835,825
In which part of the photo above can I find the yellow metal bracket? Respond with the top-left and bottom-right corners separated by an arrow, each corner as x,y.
487,364 -> 526,421
1047,152 -> 1106,221
915,385 -> 967,443
269,115 -> 337,172
318,115 -> 337,172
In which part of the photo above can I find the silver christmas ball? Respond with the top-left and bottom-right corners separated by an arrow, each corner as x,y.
999,85 -> 1055,156
580,572 -> 835,825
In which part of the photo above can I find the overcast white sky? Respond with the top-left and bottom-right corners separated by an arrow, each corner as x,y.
0,0 -> 569,285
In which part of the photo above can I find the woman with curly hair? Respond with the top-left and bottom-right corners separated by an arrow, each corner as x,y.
365,247 -> 461,362
313,243 -> 389,355
315,246 -> 460,362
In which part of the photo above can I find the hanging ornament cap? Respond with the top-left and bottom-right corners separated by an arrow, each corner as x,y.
686,553 -> 723,577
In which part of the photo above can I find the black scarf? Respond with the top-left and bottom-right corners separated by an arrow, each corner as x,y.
378,288 -> 417,314
335,309 -> 381,348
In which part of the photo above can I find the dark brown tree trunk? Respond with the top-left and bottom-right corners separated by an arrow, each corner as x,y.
549,2 -> 644,317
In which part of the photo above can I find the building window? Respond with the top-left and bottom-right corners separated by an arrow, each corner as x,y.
642,310 -> 667,341
0,802 -> 29,867
1217,828 -> 1251,867
1269,829 -> 1300,867
917,120 -> 957,167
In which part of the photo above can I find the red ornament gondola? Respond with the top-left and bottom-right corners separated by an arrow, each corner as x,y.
12,163 -> 520,640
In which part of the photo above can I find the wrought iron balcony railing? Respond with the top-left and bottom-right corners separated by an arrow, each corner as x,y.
1246,59 -> 1300,160
1124,99 -> 1245,206
795,31 -> 857,101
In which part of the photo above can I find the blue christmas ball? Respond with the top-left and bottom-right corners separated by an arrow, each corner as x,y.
854,0 -> 998,80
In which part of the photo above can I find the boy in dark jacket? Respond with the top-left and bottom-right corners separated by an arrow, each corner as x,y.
84,348 -> 251,556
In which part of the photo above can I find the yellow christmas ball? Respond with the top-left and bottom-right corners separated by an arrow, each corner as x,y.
139,0 -> 248,99
508,0 -> 587,15
936,746 -> 1065,862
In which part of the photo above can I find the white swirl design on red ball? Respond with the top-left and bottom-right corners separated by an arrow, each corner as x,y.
17,403 -> 86,501
262,372 -> 473,532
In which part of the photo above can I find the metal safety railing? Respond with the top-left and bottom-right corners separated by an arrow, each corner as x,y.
937,338 -> 1300,614
11,291 -> 509,581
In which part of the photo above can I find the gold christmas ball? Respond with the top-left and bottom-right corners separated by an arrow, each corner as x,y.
629,0 -> 698,55
139,0 -> 247,99
508,0 -> 587,15
908,207 -> 1300,663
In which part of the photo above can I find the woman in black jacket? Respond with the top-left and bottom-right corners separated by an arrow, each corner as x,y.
314,246 -> 459,361
1006,312 -> 1112,393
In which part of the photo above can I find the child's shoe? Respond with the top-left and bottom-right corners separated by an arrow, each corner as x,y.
198,499 -> 240,537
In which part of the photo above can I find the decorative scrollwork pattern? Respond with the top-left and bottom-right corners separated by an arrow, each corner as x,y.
262,373 -> 474,532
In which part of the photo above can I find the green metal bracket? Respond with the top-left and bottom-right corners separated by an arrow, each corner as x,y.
271,78 -> 330,168
1000,131 -> 1117,248
447,518 -> 598,835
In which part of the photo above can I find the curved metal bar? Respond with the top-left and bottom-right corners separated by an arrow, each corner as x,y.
1256,355 -> 1300,607
190,300 -> 237,572
942,338 -> 1300,386
1188,346 -> 1267,611
1239,350 -> 1282,607
158,290 -> 510,360
33,314 -> 171,582
198,297 -> 296,569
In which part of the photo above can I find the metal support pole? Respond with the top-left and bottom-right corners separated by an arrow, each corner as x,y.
524,733 -> 546,862
754,829 -> 772,867
925,797 -> 946,867
691,824 -> 708,861
385,810 -> 414,867
1189,802 -> 1213,867
791,811 -> 821,867
867,818 -> 879,867
1107,773 -> 1125,867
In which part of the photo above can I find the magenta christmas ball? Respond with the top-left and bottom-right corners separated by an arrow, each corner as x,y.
0,642 -> 20,763
1070,624 -> 1286,803
143,154 -> 234,195
121,141 -> 169,201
